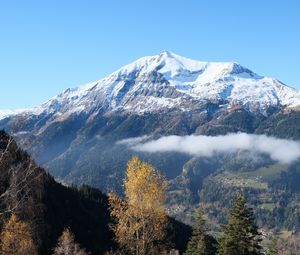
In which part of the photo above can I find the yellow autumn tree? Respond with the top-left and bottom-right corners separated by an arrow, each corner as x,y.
109,156 -> 168,255
0,213 -> 38,255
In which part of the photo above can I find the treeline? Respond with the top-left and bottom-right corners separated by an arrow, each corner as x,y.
0,157 -> 278,255
0,131 -> 283,254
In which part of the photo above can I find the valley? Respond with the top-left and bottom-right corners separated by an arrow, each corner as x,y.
1,52 -> 300,251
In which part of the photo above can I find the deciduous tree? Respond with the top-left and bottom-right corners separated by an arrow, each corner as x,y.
0,213 -> 38,255
109,156 -> 168,255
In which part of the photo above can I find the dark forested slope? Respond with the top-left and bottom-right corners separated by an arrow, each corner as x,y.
0,130 -> 191,254
0,130 -> 113,254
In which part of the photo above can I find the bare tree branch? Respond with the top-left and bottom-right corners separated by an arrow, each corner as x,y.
0,135 -> 44,217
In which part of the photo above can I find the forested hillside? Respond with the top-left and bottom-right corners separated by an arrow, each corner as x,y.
0,131 -> 193,254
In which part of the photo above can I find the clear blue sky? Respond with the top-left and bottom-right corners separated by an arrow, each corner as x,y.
1,0 -> 300,109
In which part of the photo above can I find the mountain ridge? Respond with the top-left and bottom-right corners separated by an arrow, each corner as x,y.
1,51 -> 300,121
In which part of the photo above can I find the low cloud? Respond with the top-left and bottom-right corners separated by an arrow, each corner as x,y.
117,135 -> 150,146
121,133 -> 300,164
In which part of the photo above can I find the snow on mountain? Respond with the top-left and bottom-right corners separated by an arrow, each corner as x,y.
2,51 -> 300,118
0,109 -> 28,120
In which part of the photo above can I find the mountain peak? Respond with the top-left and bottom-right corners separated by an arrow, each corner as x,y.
157,50 -> 185,61
112,51 -> 256,82
1,52 -> 300,120
159,50 -> 173,57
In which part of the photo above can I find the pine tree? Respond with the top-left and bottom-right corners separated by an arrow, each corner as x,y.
53,228 -> 89,255
109,156 -> 168,255
267,237 -> 278,255
184,208 -> 215,255
0,213 -> 38,255
217,193 -> 262,255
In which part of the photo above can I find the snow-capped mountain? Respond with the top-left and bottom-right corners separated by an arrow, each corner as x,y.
1,51 -> 300,121
2,52 -> 300,238
1,51 -> 300,204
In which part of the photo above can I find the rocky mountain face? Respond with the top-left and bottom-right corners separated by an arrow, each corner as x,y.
1,51 -> 300,230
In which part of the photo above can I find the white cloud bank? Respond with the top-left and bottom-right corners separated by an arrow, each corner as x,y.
122,133 -> 300,164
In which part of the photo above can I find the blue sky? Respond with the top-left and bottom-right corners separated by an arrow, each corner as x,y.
0,0 -> 300,109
